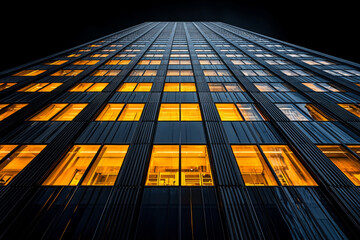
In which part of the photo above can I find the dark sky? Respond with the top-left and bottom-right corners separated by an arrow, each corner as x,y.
1,1 -> 358,72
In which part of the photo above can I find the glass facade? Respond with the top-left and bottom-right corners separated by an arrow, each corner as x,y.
0,22 -> 360,239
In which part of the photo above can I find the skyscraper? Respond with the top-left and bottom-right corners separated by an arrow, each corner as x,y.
0,22 -> 360,239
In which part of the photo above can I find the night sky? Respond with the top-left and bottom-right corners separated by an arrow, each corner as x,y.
1,0 -> 358,72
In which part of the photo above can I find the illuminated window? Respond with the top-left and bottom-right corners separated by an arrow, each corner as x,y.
236,104 -> 266,121
67,54 -> 81,57
129,70 -> 157,76
145,145 -> 213,186
81,145 -> 129,186
231,145 -> 278,186
45,60 -> 68,65
338,104 -> 360,118
318,145 -> 360,186
105,60 -> 131,65
43,145 -> 100,186
163,83 -> 196,92
203,70 -> 232,76
224,83 -> 244,92
261,145 -> 317,186
18,83 -> 62,92
168,60 -> 191,65
91,70 -> 121,76
0,145 -> 46,186
208,83 -> 226,92
89,54 -> 109,58
118,83 -> 152,92
166,70 -> 194,76
138,60 -> 161,65
215,103 -> 243,121
51,70 -> 83,76
302,82 -> 342,92
0,145 -> 17,161
276,104 -> 310,121
158,104 -> 202,121
29,103 -> 87,121
302,60 -> 334,66
12,70 -> 46,77
0,83 -> 16,91
72,60 -> 99,65
254,83 -> 275,92
296,104 -> 333,121
199,60 -> 223,65
69,83 -> 108,92
96,103 -> 144,121
0,104 -> 28,121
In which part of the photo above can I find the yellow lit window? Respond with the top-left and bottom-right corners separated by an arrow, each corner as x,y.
145,145 -> 180,186
45,60 -> 68,65
181,104 -> 202,121
138,60 -> 161,65
0,104 -> 28,121
163,83 -> 180,92
18,83 -> 62,92
43,145 -> 100,186
181,145 -> 213,186
181,83 -> 196,92
163,83 -> 196,92
158,104 -> 180,121
261,145 -> 317,186
29,103 -> 87,121
208,83 -> 226,92
117,83 -> 152,92
91,70 -> 121,76
318,145 -> 360,186
118,83 -> 137,92
297,104 -> 333,121
0,145 -> 17,160
96,104 -> 124,121
12,70 -> 46,77
224,83 -> 244,92
168,60 -> 191,65
78,49 -> 90,52
90,54 -> 109,58
203,70 -> 217,76
215,103 -> 243,121
338,104 -> 360,118
0,83 -> 16,91
88,44 -> 101,47
72,60 -> 98,65
105,60 -> 131,65
117,104 -> 144,121
51,70 -> 83,76
134,83 -> 152,92
302,83 -> 327,92
254,83 -> 275,92
67,54 -> 81,57
0,145 -> 46,186
231,145 -> 278,186
81,145 -> 129,186
166,70 -> 193,76
69,83 -> 108,92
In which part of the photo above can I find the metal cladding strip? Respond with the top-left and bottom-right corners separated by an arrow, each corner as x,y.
209,22 -> 360,129
0,22 -> 153,98
0,23 -> 169,235
0,22 -> 161,136
197,21 -> 360,186
197,22 -> 360,233
192,22 -> 359,237
115,22 -> 177,187
219,22 -> 360,70
184,22 -> 264,240
183,22 -> 244,187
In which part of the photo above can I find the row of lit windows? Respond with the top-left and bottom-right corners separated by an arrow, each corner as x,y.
2,143 -> 360,187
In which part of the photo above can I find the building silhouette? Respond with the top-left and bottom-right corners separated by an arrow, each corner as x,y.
0,22 -> 360,239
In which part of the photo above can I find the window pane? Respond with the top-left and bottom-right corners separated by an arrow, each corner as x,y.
237,104 -> 265,121
216,103 -> 243,121
118,83 -> 137,92
38,83 -> 62,92
261,145 -> 317,186
254,83 -> 275,92
302,83 -> 327,92
118,104 -> 144,121
69,83 -> 93,92
224,83 -> 243,92
318,145 -> 360,186
297,104 -> 333,121
18,83 -> 49,92
82,145 -> 129,186
181,104 -> 202,121
158,104 -> 180,121
52,104 -> 87,121
338,104 -> 360,118
0,145 -> 18,160
231,145 -> 278,186
0,83 -> 16,91
277,104 -> 310,121
208,83 -> 226,92
145,145 -> 179,186
43,145 -> 100,186
0,145 -> 46,186
164,83 -> 180,92
29,104 -> 67,121
96,104 -> 124,121
180,83 -> 196,92
181,145 -> 213,186
143,70 -> 157,76
134,83 -> 152,92
13,70 -> 46,76
87,83 -> 108,92
0,104 -> 28,121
